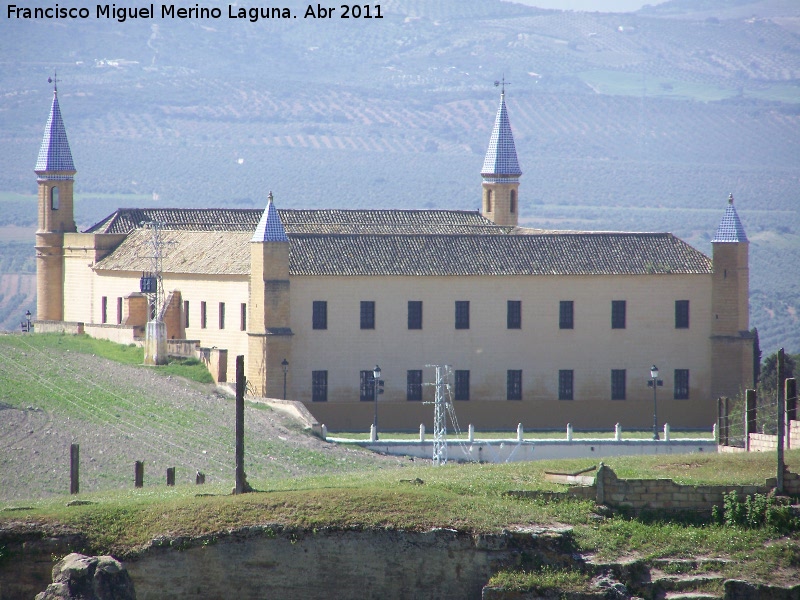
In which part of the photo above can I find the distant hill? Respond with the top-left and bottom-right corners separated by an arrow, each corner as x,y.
0,0 -> 797,351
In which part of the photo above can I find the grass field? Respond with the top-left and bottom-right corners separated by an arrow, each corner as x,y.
2,333 -> 800,590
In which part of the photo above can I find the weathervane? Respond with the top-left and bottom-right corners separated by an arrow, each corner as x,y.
48,71 -> 59,93
494,74 -> 511,94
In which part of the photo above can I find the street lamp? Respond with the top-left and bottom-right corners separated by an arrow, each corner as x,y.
281,358 -> 289,400
25,310 -> 32,333
373,364 -> 381,440
648,365 -> 664,440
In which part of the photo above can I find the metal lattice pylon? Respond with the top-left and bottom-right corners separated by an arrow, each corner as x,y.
424,365 -> 453,466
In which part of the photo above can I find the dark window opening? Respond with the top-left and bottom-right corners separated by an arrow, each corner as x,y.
312,371 -> 328,402
360,370 -> 375,401
612,300 -> 626,329
313,300 -> 327,330
101,296 -> 108,324
611,369 -> 626,400
219,302 -> 225,330
559,370 -> 574,400
408,301 -> 422,330
559,301 -> 574,329
407,370 -> 423,401
455,301 -> 470,330
507,300 -> 521,329
674,369 -> 690,399
454,370 -> 470,400
675,300 -> 690,329
240,303 -> 247,331
360,301 -> 375,330
507,370 -> 522,401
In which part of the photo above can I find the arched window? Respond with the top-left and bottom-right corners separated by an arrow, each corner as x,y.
486,189 -> 492,212
50,186 -> 60,210
510,190 -> 516,214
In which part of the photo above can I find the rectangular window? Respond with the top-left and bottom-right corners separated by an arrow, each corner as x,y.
408,301 -> 422,330
507,300 -> 521,329
407,370 -> 423,401
360,301 -> 375,330
455,301 -> 470,330
219,302 -> 225,330
359,370 -> 375,401
117,297 -> 123,325
454,370 -> 470,400
611,369 -> 626,400
611,300 -> 626,329
101,296 -> 108,324
675,300 -> 690,329
200,301 -> 207,329
312,371 -> 328,402
559,370 -> 574,400
559,301 -> 574,329
240,303 -> 247,331
183,300 -> 189,328
507,370 -> 522,401
674,369 -> 690,400
313,300 -> 327,330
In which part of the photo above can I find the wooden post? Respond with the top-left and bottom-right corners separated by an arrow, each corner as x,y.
786,378 -> 797,450
777,348 -> 785,494
166,467 -> 175,486
745,389 -> 757,452
196,471 -> 205,485
134,461 -> 144,488
234,355 -> 252,494
70,444 -> 79,495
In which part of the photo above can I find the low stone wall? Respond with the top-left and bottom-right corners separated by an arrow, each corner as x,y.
83,323 -> 141,346
32,320 -> 84,335
507,465 -> 800,514
167,339 -> 200,358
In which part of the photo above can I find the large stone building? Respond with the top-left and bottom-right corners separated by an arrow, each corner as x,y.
34,84 -> 754,431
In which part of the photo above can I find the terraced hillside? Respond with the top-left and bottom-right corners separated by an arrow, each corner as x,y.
0,0 -> 797,350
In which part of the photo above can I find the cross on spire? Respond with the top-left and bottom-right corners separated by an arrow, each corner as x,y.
494,75 -> 511,94
48,71 -> 60,94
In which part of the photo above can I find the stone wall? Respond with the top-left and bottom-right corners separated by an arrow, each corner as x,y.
508,465 -> 800,514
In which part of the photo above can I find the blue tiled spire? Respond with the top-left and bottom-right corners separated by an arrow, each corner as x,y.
481,92 -> 522,183
712,194 -> 748,243
252,192 -> 289,242
35,89 -> 75,180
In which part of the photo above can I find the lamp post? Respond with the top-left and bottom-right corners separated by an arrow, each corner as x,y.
373,364 -> 381,441
25,310 -> 32,333
648,365 -> 663,440
281,358 -> 289,400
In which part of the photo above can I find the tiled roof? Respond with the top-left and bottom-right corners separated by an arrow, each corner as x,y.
712,194 -> 748,243
84,208 -> 503,235
288,233 -> 712,276
94,229 -> 252,275
252,195 -> 289,242
95,230 -> 712,277
481,92 -> 521,181
35,91 -> 75,178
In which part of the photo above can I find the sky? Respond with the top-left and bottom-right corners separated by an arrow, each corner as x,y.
511,0 -> 667,11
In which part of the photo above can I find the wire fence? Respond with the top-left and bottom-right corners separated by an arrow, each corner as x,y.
718,378 -> 798,449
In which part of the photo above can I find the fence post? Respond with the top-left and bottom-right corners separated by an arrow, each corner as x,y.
786,378 -> 797,449
517,423 -> 523,442
419,424 -> 425,442
777,349 -> 785,493
567,423 -> 573,442
135,461 -> 144,488
717,398 -> 727,447
70,444 -> 79,495
166,467 -> 175,486
234,354 -> 252,494
745,389 -> 757,452
196,471 -> 205,485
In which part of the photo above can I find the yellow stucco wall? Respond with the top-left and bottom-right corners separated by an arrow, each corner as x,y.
289,273 -> 714,431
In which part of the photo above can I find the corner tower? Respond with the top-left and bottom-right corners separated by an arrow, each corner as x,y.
35,79 -> 77,322
247,193 -> 293,398
710,194 -> 754,398
481,90 -> 522,226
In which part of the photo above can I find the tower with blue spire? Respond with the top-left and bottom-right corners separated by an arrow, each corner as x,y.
247,192 -> 294,398
481,88 -> 522,227
35,77 -> 77,322
710,193 -> 754,397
